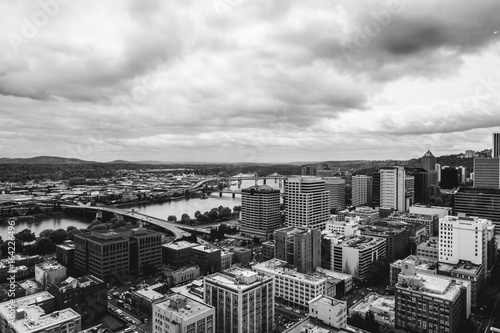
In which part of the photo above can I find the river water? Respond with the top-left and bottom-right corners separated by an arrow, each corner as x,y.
0,179 -> 282,237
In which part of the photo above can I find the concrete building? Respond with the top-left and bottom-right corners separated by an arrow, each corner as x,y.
439,216 -> 488,271
0,282 -> 26,302
252,259 -> 336,311
409,205 -> 452,219
421,150 -> 436,172
324,177 -> 346,212
0,292 -> 81,333
325,218 -> 360,238
190,245 -> 221,276
55,241 -> 75,272
308,295 -> 347,329
261,241 -> 275,262
330,236 -> 386,280
153,293 -> 215,333
336,206 -> 380,225
416,237 -> 439,260
47,275 -> 106,326
240,185 -> 281,240
387,211 -> 439,236
352,175 -> 373,207
435,163 -> 441,182
473,158 -> 500,188
221,251 -> 233,270
162,241 -> 198,266
494,133 -> 500,158
360,225 -> 409,259
131,287 -> 166,310
394,261 -> 470,333
34,261 -> 67,287
350,293 -> 395,327
74,226 -> 162,280
379,167 -> 414,212
453,188 -> 500,234
274,227 -> 321,273
165,266 -> 201,286
285,177 -> 330,230
441,167 -> 460,189
204,267 -> 274,333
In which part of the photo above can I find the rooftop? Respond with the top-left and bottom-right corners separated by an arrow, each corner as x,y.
163,241 -> 198,250
36,261 -> 65,272
396,273 -> 463,301
191,244 -> 221,253
253,259 -> 328,285
206,268 -> 272,290
155,294 -> 213,320
336,236 -> 386,250
133,288 -> 165,302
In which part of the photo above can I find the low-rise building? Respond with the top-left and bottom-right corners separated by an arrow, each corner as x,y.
131,287 -> 166,310
162,241 -> 198,266
308,295 -> 347,329
220,251 -> 233,270
152,293 -> 215,333
350,293 -> 395,326
0,282 -> 26,302
253,259 -> 337,311
35,261 -> 67,287
55,241 -> 75,271
261,241 -> 275,262
416,237 -> 439,260
409,205 -> 452,219
0,292 -> 81,333
165,266 -> 201,286
314,267 -> 353,295
387,211 -> 439,236
190,245 -> 221,276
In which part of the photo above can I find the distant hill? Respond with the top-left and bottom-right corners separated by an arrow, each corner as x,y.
0,156 -> 98,164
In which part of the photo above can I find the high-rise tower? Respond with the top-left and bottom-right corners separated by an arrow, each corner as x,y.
421,150 -> 436,172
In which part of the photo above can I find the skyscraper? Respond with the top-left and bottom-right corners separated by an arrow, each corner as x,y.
421,150 -> 436,172
494,133 -> 500,158
240,184 -> 281,240
204,267 -> 274,333
453,188 -> 500,235
473,158 -> 500,188
441,167 -> 460,189
324,177 -> 346,211
379,167 -> 414,211
285,177 -> 330,229
352,175 -> 373,207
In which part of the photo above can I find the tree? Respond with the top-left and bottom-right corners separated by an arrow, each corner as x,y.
364,311 -> 380,333
167,215 -> 177,222
112,219 -> 127,228
233,206 -> 241,212
181,213 -> 191,224
194,210 -> 201,218
197,214 -> 209,224
39,229 -> 54,239
36,237 -> 56,254
208,209 -> 218,222
67,228 -> 83,241
15,229 -> 36,243
49,229 -> 68,244
66,226 -> 77,232
217,205 -> 224,213
220,207 -> 232,219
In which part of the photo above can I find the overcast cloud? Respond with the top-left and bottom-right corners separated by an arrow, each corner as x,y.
0,0 -> 499,162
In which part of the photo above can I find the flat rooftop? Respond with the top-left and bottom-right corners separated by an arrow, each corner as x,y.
253,259 -> 327,285
336,236 -> 385,250
155,294 -> 213,320
191,244 -> 220,253
163,241 -> 198,250
133,288 -> 165,302
396,273 -> 463,301
36,261 -> 65,272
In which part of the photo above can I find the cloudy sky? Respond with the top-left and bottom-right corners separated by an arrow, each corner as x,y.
1,0 -> 499,163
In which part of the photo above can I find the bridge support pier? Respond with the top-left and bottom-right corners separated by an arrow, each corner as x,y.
232,193 -> 235,198
96,210 -> 103,219
263,179 -> 266,185
220,192 -> 223,197
238,179 -> 242,189
114,213 -> 124,221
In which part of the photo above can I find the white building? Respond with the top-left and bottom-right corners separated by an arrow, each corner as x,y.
285,177 -> 330,230
166,266 -> 201,286
379,167 -> 414,212
204,267 -> 274,333
34,261 -> 67,287
331,236 -> 387,280
152,293 -> 215,333
252,259 -> 336,311
409,205 -> 452,219
315,267 -> 353,294
352,175 -> 373,207
308,295 -> 347,329
324,218 -> 360,237
439,216 -> 489,270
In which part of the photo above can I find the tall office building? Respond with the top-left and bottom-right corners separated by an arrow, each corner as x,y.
285,177 -> 330,230
421,150 -> 436,172
372,172 -> 380,207
494,133 -> 500,158
435,163 -> 441,183
352,175 -> 373,207
74,227 -> 162,280
439,216 -> 488,270
441,167 -> 460,189
379,167 -> 414,212
453,188 -> 500,235
274,227 -> 321,273
473,158 -> 500,188
204,267 -> 274,333
324,177 -> 346,211
411,168 -> 431,204
240,185 -> 281,240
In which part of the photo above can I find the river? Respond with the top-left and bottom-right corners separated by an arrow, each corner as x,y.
0,179 -> 282,237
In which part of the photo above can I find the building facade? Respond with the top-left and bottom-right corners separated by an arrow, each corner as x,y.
204,268 -> 274,333
324,177 -> 346,212
379,167 -> 414,212
421,150 -> 436,172
285,177 -> 330,230
352,175 -> 373,207
240,185 -> 281,240
473,158 -> 500,188
274,227 -> 321,273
